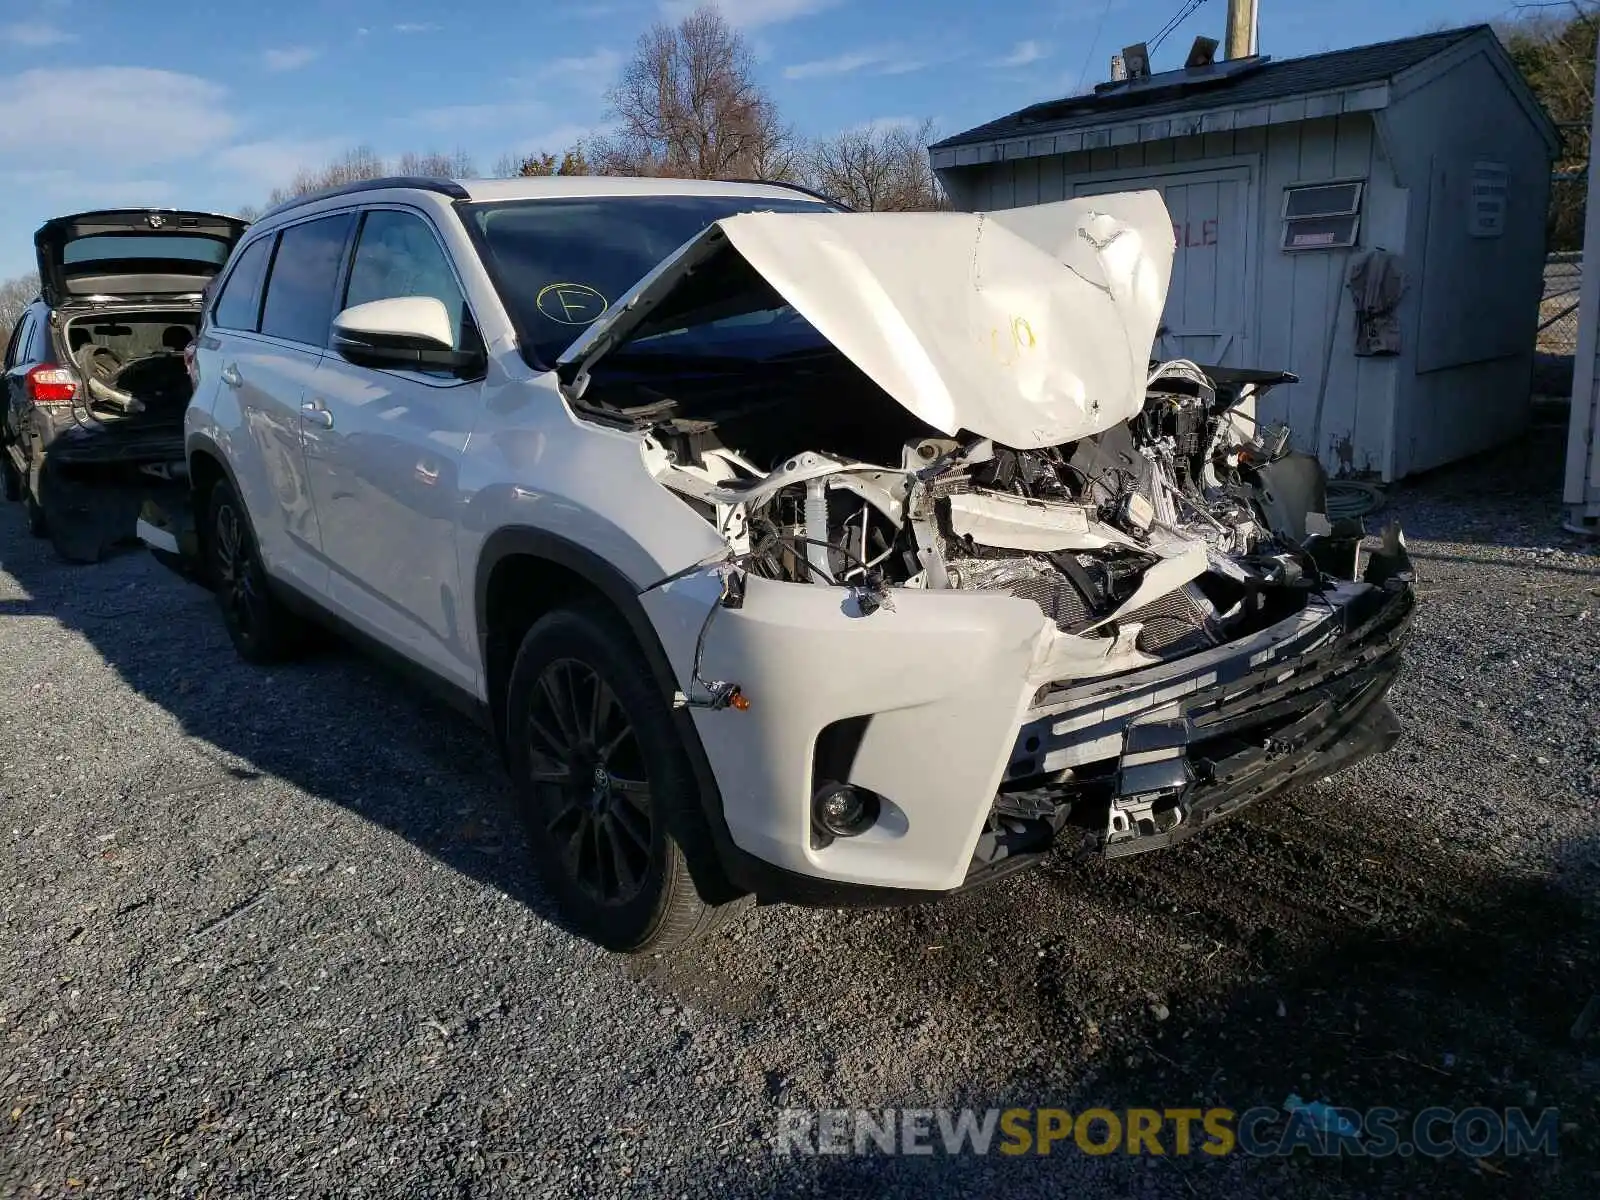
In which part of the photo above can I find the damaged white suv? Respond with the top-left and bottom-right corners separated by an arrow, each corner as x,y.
139,175 -> 1415,953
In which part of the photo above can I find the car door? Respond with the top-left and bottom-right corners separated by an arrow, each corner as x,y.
3,308 -> 38,442
301,206 -> 481,692
207,213 -> 355,599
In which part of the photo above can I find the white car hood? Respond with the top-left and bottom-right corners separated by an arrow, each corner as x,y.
559,192 -> 1177,451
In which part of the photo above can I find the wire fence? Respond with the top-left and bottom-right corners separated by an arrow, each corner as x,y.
1540,250 -> 1582,357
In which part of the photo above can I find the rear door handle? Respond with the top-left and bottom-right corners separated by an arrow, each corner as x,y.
301,400 -> 334,429
220,364 -> 242,389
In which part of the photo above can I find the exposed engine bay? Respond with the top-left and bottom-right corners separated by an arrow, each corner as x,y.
635,360 -> 1365,680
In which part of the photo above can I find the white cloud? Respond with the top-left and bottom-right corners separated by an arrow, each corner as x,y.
660,0 -> 840,30
262,45 -> 321,72
2,21 -> 74,46
993,39 -> 1048,68
510,122 -> 610,156
0,68 -> 236,163
394,22 -> 441,34
8,170 -> 176,209
783,46 -> 930,80
212,137 -> 353,192
406,102 -> 551,133
540,48 -> 623,79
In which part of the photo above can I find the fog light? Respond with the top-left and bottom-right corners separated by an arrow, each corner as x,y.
811,782 -> 881,839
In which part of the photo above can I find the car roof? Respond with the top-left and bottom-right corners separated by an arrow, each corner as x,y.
456,176 -> 833,204
252,174 -> 836,225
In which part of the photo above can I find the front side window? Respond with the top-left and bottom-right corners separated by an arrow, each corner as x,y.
260,212 -> 356,346
212,235 -> 273,332
343,210 -> 470,351
462,193 -> 834,367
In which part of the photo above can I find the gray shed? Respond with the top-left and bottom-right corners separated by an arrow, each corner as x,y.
932,26 -> 1560,480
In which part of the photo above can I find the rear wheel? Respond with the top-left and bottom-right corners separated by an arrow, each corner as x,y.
204,479 -> 307,663
505,608 -> 733,954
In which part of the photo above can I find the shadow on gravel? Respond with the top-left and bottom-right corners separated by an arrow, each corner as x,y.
0,518 -> 560,932
1382,417 -> 1592,554
674,824 -> 1600,1199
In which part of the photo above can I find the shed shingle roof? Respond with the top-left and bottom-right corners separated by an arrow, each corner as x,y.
932,25 -> 1487,150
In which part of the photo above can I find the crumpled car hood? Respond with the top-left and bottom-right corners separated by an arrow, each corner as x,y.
559,192 -> 1176,450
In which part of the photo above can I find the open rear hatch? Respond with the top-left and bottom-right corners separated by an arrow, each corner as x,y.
35,209 -> 247,307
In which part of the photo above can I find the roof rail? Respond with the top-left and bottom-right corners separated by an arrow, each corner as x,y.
716,177 -> 852,211
255,176 -> 471,223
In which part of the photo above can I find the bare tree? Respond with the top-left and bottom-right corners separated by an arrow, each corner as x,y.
1,272 -> 40,347
592,5 -> 799,179
806,119 -> 945,211
494,144 -> 593,178
395,148 -> 478,178
1498,3 -> 1599,248
264,146 -> 388,207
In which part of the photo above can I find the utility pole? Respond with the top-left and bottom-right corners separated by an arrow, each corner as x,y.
1224,0 -> 1259,59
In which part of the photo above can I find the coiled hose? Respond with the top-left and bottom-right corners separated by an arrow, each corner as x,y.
1326,480 -> 1386,521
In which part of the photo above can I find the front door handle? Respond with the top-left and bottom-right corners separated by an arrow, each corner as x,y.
301,400 -> 334,429
220,364 -> 242,389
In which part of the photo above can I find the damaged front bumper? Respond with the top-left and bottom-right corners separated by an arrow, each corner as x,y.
648,552 -> 1414,901
976,576 -> 1414,883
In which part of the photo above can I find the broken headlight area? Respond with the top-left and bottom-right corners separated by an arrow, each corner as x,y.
638,357 -> 1399,679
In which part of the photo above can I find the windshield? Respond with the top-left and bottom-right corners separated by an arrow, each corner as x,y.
461,193 -> 834,367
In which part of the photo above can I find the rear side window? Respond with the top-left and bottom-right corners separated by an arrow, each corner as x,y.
260,213 -> 355,347
212,236 -> 273,331
25,315 -> 50,362
4,312 -> 32,367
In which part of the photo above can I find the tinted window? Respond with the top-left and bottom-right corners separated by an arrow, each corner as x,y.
462,194 -> 832,366
212,236 -> 273,331
25,313 -> 50,362
260,213 -> 355,346
343,210 -> 470,350
63,234 -> 231,265
4,312 -> 33,367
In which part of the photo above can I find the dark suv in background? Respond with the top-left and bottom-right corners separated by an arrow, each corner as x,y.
2,208 -> 246,561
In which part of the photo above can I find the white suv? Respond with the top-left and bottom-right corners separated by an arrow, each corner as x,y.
140,175 -> 1415,953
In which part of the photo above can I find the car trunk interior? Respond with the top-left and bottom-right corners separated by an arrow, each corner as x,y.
60,309 -> 196,426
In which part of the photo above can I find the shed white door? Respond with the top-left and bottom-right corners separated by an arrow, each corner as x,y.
1073,167 -> 1253,367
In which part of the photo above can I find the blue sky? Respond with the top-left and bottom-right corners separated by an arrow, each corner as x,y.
1,0 -> 1515,280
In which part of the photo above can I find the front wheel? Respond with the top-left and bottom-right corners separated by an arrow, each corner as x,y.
505,608 -> 734,954
204,479 -> 308,663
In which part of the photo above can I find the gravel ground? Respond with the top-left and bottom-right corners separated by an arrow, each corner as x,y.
2,417 -> 1597,1199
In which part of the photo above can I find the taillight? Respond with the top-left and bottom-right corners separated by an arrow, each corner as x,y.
26,364 -> 78,405
184,342 -> 199,389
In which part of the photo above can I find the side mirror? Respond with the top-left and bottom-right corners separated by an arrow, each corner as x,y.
331,296 -> 481,374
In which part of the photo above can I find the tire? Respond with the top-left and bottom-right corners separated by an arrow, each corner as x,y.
203,478 -> 307,663
22,444 -> 46,538
505,607 -> 734,954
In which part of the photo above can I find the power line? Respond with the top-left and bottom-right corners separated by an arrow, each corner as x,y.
1074,0 -> 1119,93
1149,0 -> 1213,56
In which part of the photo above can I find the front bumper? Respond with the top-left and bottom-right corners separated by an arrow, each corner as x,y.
643,564 -> 1415,899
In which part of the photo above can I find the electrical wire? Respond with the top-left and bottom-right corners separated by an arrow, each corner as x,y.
1074,0 -> 1119,92
1148,0 -> 1213,55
